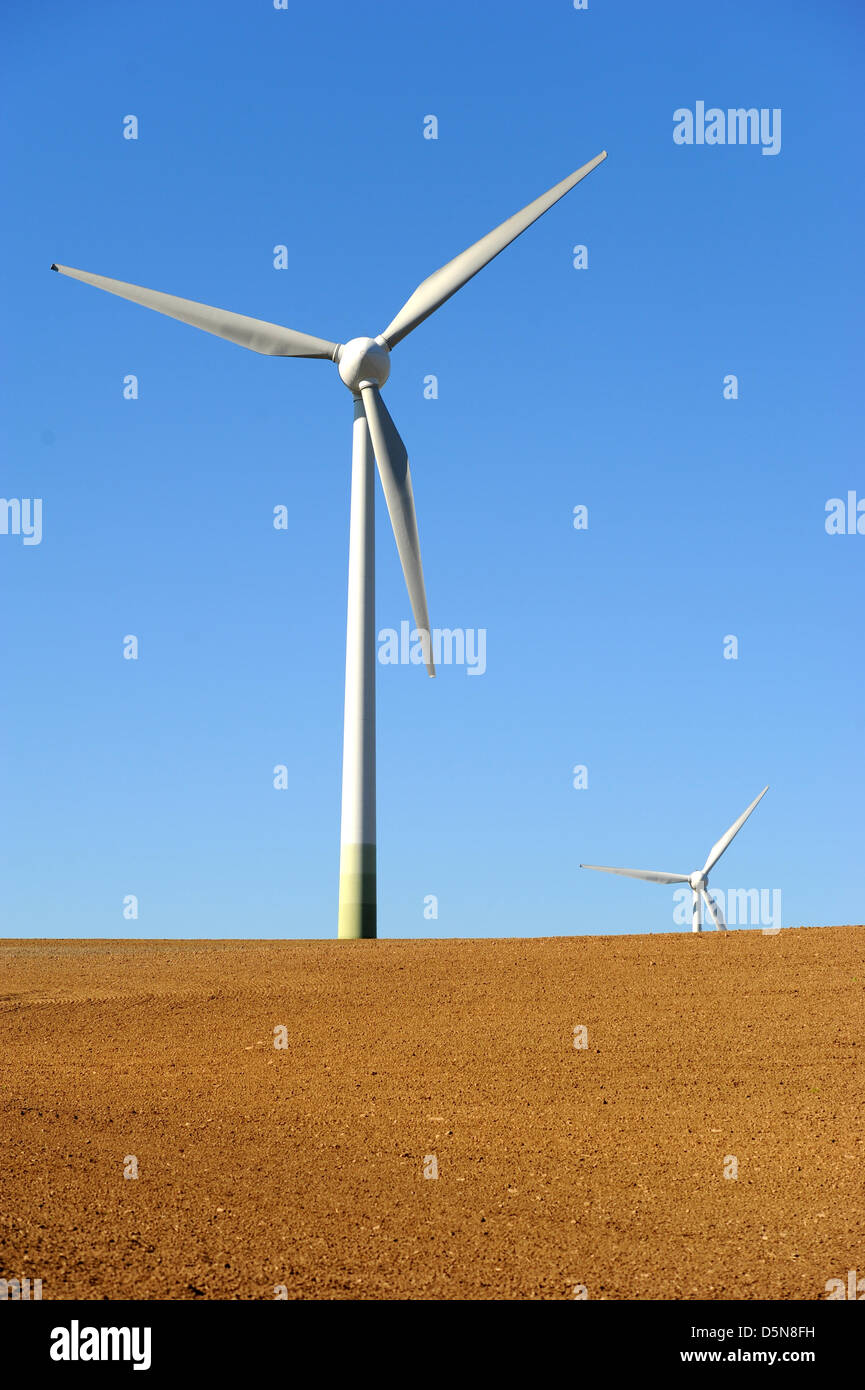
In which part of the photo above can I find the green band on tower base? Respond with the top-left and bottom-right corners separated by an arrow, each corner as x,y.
338,843 -> 377,939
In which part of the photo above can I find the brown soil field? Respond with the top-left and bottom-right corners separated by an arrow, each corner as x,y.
1,927 -> 863,1301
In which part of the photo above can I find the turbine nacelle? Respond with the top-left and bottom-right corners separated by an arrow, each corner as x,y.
336,336 -> 391,393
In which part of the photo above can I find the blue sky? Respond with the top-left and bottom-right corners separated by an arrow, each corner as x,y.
1,0 -> 862,938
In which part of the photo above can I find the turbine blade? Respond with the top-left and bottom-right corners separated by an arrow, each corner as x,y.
701,889 -> 727,932
579,864 -> 689,885
50,263 -> 339,359
702,785 -> 769,874
360,384 -> 434,678
379,151 -> 607,348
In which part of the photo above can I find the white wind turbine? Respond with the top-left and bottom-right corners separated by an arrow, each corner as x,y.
580,786 -> 769,932
52,149 -> 606,939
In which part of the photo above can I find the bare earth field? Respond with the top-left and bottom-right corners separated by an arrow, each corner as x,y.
1,928 -> 863,1301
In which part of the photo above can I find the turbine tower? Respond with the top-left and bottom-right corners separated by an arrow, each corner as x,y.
580,786 -> 769,932
52,149 -> 607,938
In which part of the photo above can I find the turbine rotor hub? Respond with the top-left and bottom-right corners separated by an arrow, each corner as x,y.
689,872 -> 707,891
337,336 -> 390,393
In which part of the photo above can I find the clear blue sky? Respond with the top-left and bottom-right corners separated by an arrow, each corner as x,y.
1,0 -> 862,938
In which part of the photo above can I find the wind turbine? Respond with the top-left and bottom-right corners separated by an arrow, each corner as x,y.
51,148 -> 607,939
580,786 -> 769,932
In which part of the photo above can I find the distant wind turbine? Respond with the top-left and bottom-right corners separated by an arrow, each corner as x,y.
580,786 -> 769,932
52,149 -> 607,938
